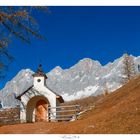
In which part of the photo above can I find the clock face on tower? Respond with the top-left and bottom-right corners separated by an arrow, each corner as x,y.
37,79 -> 41,82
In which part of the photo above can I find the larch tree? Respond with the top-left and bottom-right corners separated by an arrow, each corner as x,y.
122,53 -> 136,84
103,78 -> 109,96
0,6 -> 48,78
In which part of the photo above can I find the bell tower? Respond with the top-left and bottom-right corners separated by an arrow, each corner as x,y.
32,64 -> 47,89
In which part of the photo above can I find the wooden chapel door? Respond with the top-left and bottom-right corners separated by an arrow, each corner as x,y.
35,100 -> 48,122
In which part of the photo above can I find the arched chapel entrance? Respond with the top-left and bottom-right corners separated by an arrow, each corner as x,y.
26,96 -> 50,122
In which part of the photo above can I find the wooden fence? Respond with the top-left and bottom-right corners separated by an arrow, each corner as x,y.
48,105 -> 80,122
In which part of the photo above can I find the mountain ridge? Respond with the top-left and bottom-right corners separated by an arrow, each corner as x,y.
0,54 -> 140,108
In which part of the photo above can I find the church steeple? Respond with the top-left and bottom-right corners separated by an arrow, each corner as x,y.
32,64 -> 47,89
32,64 -> 47,79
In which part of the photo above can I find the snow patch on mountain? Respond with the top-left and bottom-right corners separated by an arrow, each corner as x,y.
63,85 -> 99,101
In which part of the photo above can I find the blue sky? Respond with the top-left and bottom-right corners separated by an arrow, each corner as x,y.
1,6 -> 140,89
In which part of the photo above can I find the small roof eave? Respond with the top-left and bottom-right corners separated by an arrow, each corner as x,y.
16,85 -> 34,100
56,95 -> 64,103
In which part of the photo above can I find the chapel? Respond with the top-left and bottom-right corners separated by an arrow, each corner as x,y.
16,64 -> 64,123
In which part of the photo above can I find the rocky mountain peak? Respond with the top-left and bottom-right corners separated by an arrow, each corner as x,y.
1,54 -> 140,108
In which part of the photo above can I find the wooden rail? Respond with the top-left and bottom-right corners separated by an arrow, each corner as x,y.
48,109 -> 78,113
49,105 -> 80,109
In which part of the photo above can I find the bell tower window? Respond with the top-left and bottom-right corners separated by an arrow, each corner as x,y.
37,79 -> 41,82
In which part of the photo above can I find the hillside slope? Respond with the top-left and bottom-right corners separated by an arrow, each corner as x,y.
0,75 -> 140,134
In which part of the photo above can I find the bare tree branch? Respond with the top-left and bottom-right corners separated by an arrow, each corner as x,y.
0,6 -> 48,78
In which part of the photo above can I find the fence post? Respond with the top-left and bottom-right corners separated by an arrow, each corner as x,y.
75,105 -> 78,120
48,105 -> 50,122
75,105 -> 80,120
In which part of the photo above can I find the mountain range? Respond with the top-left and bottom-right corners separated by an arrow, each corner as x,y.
0,54 -> 140,108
